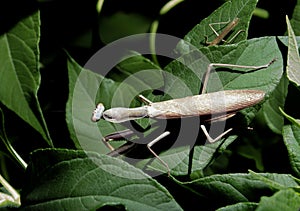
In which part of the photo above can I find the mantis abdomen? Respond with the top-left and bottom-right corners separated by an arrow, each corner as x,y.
148,89 -> 264,118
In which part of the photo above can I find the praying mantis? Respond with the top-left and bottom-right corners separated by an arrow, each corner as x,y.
91,17 -> 275,175
92,59 -> 275,175
205,17 -> 244,46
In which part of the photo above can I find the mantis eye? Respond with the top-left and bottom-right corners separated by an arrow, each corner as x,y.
91,103 -> 105,122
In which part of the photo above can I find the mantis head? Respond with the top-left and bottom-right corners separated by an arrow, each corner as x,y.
91,103 -> 105,122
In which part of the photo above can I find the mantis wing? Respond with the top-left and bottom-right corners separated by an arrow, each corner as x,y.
147,90 -> 265,119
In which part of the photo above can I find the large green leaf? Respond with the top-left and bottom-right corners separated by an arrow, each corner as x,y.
111,51 -> 164,96
66,55 -> 126,153
174,172 -> 300,209
0,11 -> 52,145
21,149 -> 182,210
66,53 -> 162,153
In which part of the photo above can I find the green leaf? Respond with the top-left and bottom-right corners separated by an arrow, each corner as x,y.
21,149 -> 182,210
175,172 -> 299,207
106,52 -> 164,129
180,0 -> 258,49
111,51 -> 164,95
205,37 -> 282,92
248,170 -> 300,191
66,55 -> 123,153
139,135 -> 237,176
0,11 -> 52,145
256,189 -> 300,211
165,37 -> 283,124
178,174 -> 245,205
259,73 -> 289,134
286,16 -> 300,86
217,202 -> 258,211
282,124 -> 300,177
280,107 -> 300,127
278,35 -> 300,46
170,37 -> 282,94
290,0 -> 300,35
66,53 -> 163,152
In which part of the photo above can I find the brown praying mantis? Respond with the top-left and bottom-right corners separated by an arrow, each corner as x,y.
206,17 -> 244,46
91,58 -> 275,175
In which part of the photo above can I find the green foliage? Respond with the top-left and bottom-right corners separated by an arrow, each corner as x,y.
290,0 -> 300,35
1,0 -> 300,210
21,149 -> 182,210
286,16 -> 300,87
283,123 -> 300,177
256,189 -> 300,211
0,11 -> 52,146
182,0 -> 258,48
